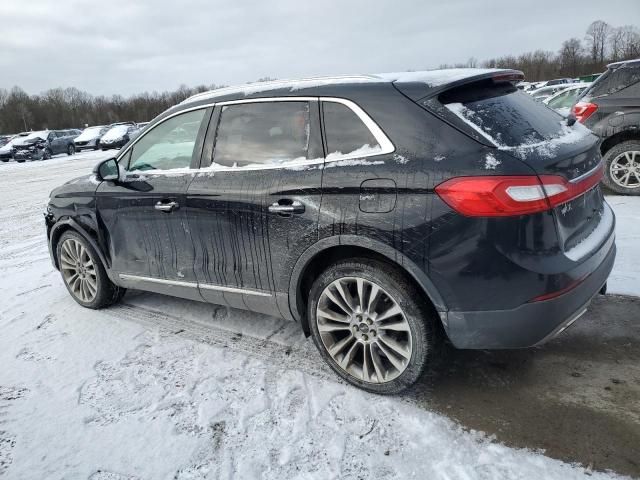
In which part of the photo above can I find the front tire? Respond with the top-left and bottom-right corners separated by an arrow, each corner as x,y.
308,258 -> 434,394
43,148 -> 52,160
602,140 -> 640,195
56,230 -> 125,309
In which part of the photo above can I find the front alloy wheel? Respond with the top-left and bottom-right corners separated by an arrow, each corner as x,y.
60,237 -> 98,303
309,259 -> 433,394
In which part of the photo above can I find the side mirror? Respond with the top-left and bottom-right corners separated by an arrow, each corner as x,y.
94,157 -> 119,181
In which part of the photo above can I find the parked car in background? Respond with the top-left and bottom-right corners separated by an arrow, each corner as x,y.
45,69 -> 614,393
100,124 -> 138,150
13,130 -> 80,162
572,58 -> 640,195
0,132 -> 29,161
546,78 -> 573,86
0,135 -> 13,147
544,83 -> 591,116
129,122 -> 150,141
74,126 -> 109,151
530,83 -> 582,102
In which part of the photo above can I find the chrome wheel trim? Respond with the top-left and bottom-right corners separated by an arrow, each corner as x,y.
610,150 -> 640,189
60,238 -> 98,303
316,276 -> 413,384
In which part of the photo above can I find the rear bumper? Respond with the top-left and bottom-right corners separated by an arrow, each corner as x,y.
444,233 -> 616,349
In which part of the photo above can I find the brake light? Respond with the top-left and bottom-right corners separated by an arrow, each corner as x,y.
571,102 -> 598,123
435,165 -> 603,217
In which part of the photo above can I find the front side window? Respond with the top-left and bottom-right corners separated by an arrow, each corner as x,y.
322,102 -> 381,158
128,109 -> 206,172
213,102 -> 310,168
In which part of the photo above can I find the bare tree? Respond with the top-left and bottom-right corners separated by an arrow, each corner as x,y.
618,25 -> 640,59
559,38 -> 583,76
585,20 -> 612,64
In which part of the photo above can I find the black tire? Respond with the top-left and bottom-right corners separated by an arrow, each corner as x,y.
602,140 -> 640,195
56,230 -> 125,309
67,144 -> 75,156
43,148 -> 52,160
308,258 -> 434,394
16,159 -> 25,163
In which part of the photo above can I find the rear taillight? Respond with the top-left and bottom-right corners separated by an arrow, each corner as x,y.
435,165 -> 603,217
571,102 -> 598,123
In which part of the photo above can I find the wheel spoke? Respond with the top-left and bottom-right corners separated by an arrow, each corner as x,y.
328,333 -> 355,357
370,345 -> 386,382
318,321 -> 351,333
375,304 -> 402,322
334,280 -> 355,312
356,278 -> 365,311
366,284 -> 380,314
317,308 -> 350,323
378,319 -> 410,332
376,340 -> 406,372
325,288 -> 352,315
378,334 -> 411,360
362,343 -> 373,382
339,340 -> 360,370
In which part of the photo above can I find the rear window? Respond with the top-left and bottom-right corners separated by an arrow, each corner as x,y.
585,65 -> 640,98
437,80 -> 566,147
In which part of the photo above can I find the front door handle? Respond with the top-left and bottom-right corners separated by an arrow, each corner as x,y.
268,200 -> 305,215
155,200 -> 179,213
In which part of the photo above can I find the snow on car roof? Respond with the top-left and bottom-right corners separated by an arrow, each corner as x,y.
180,69 -> 517,106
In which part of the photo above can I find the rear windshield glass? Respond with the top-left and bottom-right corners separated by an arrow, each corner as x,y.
585,65 -> 640,98
438,81 -> 566,147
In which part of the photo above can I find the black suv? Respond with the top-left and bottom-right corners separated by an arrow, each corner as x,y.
572,58 -> 640,195
14,129 -> 81,162
46,70 -> 615,393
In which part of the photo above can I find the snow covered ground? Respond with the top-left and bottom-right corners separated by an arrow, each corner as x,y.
0,151 -> 636,479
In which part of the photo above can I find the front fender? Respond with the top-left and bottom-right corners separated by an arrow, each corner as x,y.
48,218 -> 110,271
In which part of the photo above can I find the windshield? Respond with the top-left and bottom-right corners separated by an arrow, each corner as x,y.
102,125 -> 129,141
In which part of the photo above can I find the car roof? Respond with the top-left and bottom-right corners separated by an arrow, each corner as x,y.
178,68 -> 520,107
607,58 -> 640,69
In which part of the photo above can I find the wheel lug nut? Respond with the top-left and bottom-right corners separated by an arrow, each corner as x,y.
366,319 -> 372,325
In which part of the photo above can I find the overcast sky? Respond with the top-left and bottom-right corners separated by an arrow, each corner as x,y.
1,0 -> 638,96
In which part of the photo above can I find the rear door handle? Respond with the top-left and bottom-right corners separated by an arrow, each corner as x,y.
268,200 -> 305,215
155,200 -> 179,213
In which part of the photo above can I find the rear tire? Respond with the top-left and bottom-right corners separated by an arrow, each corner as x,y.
308,258 -> 434,394
602,140 -> 640,195
67,144 -> 75,156
56,230 -> 125,309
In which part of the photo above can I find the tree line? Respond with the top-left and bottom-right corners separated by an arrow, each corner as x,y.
1,20 -> 638,134
442,20 -> 640,80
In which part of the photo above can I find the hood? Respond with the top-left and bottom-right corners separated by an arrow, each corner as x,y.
75,129 -> 103,142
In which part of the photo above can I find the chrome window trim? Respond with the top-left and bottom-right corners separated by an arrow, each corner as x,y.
115,96 -> 394,175
118,274 -> 272,297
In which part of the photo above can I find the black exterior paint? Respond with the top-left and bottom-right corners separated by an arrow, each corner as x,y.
46,72 -> 616,349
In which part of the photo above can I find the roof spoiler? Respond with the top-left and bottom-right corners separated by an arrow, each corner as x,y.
389,69 -> 525,101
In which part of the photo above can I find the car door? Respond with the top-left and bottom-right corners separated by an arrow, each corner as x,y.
96,107 -> 212,301
50,131 -> 63,154
186,98 -> 324,317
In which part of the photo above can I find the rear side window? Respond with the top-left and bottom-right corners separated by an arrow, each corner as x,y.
322,102 -> 381,157
437,80 -> 566,147
586,66 -> 640,98
213,102 -> 310,168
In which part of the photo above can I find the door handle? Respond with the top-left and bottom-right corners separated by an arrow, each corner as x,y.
155,200 -> 179,212
268,200 -> 305,215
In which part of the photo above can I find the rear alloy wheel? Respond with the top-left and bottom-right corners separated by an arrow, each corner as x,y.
57,230 -> 125,309
309,258 -> 433,394
67,144 -> 75,155
603,141 -> 640,195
